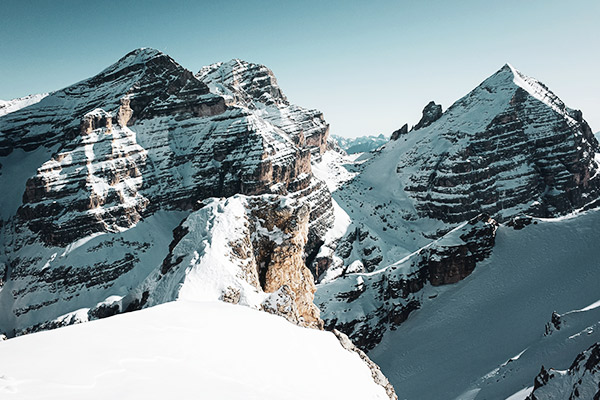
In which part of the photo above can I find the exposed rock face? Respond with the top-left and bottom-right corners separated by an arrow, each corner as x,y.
527,343 -> 600,400
18,108 -> 149,246
0,48 -> 332,336
333,329 -> 398,400
412,100 -> 442,131
390,124 -> 408,141
127,195 -> 322,329
317,214 -> 498,350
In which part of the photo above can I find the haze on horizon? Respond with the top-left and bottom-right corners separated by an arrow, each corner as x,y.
1,0 -> 598,137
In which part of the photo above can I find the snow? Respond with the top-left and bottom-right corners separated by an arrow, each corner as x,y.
0,301 -> 390,400
0,210 -> 187,333
0,93 -> 48,117
505,387 -> 533,400
367,208 -> 600,399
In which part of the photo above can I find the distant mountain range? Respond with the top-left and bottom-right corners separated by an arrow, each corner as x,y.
331,134 -> 388,154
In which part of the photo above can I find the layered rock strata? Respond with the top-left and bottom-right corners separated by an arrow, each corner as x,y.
317,214 -> 498,350
0,48 -> 332,336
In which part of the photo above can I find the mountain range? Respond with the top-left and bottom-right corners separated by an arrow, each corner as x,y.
1,49 -> 599,399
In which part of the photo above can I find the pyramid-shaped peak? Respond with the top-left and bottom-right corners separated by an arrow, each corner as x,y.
98,48 -> 177,77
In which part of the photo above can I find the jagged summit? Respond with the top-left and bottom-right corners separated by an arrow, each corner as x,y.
197,58 -> 330,157
92,47 -> 188,85
197,58 -> 289,108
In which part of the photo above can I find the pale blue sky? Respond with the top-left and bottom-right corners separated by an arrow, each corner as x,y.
1,0 -> 598,136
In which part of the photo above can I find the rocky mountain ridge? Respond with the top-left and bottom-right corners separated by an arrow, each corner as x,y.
0,48 -> 332,337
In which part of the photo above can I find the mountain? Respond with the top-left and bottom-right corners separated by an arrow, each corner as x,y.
332,134 -> 389,154
0,49 -> 333,336
0,300 -> 396,399
313,63 -> 600,282
311,63 -> 600,398
3,49 -> 600,399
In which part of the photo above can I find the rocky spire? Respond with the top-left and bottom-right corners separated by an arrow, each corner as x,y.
412,101 -> 442,131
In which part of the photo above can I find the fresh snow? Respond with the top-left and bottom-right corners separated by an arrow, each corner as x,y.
0,93 -> 48,117
0,301 -> 390,400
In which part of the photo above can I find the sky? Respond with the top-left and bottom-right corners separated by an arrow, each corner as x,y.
1,0 -> 598,137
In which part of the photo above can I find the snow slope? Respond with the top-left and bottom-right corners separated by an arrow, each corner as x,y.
0,94 -> 47,117
367,208 -> 600,399
0,301 -> 391,400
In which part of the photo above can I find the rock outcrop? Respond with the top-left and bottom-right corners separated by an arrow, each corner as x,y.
333,329 -> 398,400
412,100 -> 442,131
127,195 -> 323,329
317,214 -> 498,350
390,124 -> 408,141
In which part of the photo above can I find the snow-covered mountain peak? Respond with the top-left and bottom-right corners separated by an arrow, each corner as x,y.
0,49 -> 334,338
377,63 -> 600,224
99,47 -> 174,75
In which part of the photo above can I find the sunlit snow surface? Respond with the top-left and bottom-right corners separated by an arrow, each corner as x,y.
0,94 -> 47,117
0,301 -> 389,400
368,208 -> 600,400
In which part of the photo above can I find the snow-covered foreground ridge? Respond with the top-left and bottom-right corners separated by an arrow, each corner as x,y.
0,301 -> 394,399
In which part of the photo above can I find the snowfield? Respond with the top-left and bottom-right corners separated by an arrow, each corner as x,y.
0,301 -> 390,399
0,94 -> 47,117
368,208 -> 600,399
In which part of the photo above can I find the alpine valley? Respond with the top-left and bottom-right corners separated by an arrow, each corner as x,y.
1,49 -> 599,400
